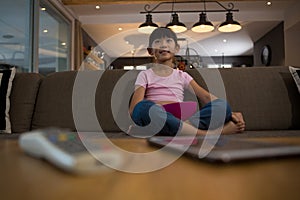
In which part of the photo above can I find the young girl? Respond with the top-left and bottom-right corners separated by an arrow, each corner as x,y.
129,27 -> 245,136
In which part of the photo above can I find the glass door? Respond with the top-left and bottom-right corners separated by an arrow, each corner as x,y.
38,0 -> 71,75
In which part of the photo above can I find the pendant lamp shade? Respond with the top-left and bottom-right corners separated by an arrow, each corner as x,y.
218,12 -> 241,33
138,14 -> 158,34
191,13 -> 214,33
166,13 -> 187,33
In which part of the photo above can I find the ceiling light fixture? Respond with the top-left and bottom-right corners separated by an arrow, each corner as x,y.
166,0 -> 187,33
192,12 -> 214,33
192,1 -> 214,33
218,12 -> 241,32
166,13 -> 187,33
138,1 -> 241,34
138,13 -> 159,34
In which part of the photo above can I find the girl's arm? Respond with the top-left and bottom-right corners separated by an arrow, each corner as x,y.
188,80 -> 218,105
129,86 -> 146,115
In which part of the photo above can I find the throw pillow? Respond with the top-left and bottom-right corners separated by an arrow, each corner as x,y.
0,66 -> 16,133
289,66 -> 300,93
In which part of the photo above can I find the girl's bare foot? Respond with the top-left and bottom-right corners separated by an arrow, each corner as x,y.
182,120 -> 245,135
221,121 -> 244,134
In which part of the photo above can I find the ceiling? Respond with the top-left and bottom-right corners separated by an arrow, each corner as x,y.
65,0 -> 296,58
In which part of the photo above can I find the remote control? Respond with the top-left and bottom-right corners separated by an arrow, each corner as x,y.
19,128 -> 122,174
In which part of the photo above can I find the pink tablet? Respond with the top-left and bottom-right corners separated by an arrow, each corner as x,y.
162,101 -> 197,121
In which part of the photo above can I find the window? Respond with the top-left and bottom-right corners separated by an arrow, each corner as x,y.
123,66 -> 134,70
0,0 -> 31,72
0,0 -> 73,74
123,65 -> 147,70
136,65 -> 147,70
207,64 -> 232,68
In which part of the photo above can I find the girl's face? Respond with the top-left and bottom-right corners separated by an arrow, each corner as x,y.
150,36 -> 179,63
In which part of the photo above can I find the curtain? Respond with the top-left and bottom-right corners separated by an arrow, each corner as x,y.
74,19 -> 84,70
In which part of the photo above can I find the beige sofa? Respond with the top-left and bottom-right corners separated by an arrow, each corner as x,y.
7,67 -> 300,137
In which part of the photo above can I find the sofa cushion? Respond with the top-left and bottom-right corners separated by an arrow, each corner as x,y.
10,73 -> 43,133
31,71 -> 77,131
0,67 -> 16,133
96,70 -> 139,132
187,67 -> 300,130
217,67 -> 299,130
31,70 -> 137,133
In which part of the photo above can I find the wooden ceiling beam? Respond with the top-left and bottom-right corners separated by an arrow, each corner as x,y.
62,0 -> 272,6
62,0 -> 171,5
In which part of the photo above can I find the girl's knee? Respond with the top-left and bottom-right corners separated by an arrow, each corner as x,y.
132,100 -> 164,125
132,100 -> 153,121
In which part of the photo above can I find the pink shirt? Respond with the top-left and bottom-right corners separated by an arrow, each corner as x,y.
135,68 -> 193,102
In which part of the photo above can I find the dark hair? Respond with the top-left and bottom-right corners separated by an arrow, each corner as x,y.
148,27 -> 178,48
